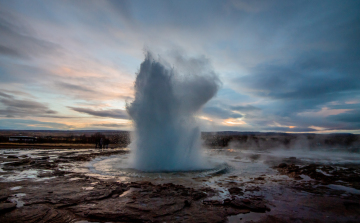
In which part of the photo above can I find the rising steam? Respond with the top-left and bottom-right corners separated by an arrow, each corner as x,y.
126,52 -> 220,171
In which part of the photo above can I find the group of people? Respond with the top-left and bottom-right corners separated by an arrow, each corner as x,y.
95,138 -> 110,149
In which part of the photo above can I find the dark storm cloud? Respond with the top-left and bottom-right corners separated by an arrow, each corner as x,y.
327,103 -> 360,110
232,0 -> 360,126
240,57 -> 360,101
238,60 -> 360,118
0,92 -> 57,117
328,110 -> 360,123
202,106 -> 242,119
69,107 -> 129,119
230,105 -> 261,112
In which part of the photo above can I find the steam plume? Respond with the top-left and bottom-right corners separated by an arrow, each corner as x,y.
127,52 -> 220,171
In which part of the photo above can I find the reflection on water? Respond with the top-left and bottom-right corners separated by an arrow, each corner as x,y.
327,184 -> 360,195
0,169 -> 55,182
79,149 -> 274,188
8,193 -> 26,207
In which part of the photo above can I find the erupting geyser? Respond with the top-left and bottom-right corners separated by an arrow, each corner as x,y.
126,52 -> 220,171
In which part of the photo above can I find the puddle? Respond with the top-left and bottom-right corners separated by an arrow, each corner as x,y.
119,188 -> 134,197
82,187 -> 94,190
299,174 -> 312,181
9,193 -> 26,207
10,186 -> 22,190
327,184 -> 360,195
0,169 -> 55,182
316,169 -> 332,176
228,211 -> 267,222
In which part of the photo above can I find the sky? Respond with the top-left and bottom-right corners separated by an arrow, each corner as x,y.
0,0 -> 360,133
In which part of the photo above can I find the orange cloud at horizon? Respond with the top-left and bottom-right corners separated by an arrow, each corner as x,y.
298,107 -> 352,117
222,118 -> 246,125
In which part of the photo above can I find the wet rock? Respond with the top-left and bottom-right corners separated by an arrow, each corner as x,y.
111,194 -> 119,198
111,186 -> 125,195
129,182 -> 141,188
0,203 -> 16,213
228,187 -> 243,195
184,199 -> 191,207
225,207 -> 250,215
223,198 -> 232,205
6,155 -> 18,159
5,158 -> 31,166
53,169 -> 67,176
343,201 -> 360,212
0,204 -> 74,223
0,194 -> 9,202
203,196 -> 270,214
203,199 -> 223,205
191,191 -> 207,200
245,186 -> 261,192
230,198 -> 270,213
274,163 -> 360,189
275,163 -> 301,179
249,154 -> 261,160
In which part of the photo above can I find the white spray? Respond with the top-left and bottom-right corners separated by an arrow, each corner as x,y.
127,52 -> 220,171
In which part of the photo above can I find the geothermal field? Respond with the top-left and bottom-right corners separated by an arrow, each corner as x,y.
1,1 -> 360,222
0,133 -> 360,223
1,55 -> 360,223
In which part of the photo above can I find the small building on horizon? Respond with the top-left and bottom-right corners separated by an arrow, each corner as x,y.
9,136 -> 37,142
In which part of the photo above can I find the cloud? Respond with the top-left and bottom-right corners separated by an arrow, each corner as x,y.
0,0 -> 359,132
328,110 -> 360,123
202,106 -> 242,119
0,92 -> 57,118
0,45 -> 25,58
92,123 -> 130,128
230,105 -> 261,112
56,82 -> 97,94
0,119 -> 73,130
0,8 -> 62,60
0,91 -> 13,99
69,107 -> 129,119
264,126 -> 316,132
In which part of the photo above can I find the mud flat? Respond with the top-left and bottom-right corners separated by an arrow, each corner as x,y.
0,148 -> 359,222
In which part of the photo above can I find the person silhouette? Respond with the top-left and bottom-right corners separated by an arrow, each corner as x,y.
99,138 -> 103,150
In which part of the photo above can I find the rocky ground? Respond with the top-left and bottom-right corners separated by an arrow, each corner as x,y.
0,148 -> 360,223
